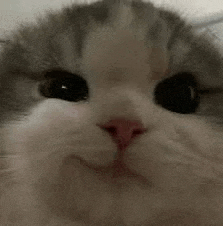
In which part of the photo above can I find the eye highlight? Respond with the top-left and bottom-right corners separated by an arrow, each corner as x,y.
39,70 -> 89,102
154,72 -> 200,114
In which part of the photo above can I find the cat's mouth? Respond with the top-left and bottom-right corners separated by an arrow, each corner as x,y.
75,156 -> 150,185
87,159 -> 135,177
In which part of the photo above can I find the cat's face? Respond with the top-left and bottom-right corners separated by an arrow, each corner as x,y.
1,0 -> 223,225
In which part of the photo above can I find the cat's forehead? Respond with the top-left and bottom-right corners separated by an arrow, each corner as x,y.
80,27 -> 168,83
58,1 -> 169,81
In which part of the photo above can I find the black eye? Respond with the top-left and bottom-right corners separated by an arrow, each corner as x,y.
39,70 -> 89,102
154,72 -> 200,114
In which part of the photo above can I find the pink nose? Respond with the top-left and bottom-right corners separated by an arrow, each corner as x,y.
98,118 -> 147,151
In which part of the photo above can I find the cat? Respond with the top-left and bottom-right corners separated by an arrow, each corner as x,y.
1,0 -> 223,225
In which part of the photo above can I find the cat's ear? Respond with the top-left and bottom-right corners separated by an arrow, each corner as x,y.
103,0 -> 142,6
103,0 -> 126,4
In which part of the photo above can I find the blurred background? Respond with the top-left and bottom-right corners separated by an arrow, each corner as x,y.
0,0 -> 223,44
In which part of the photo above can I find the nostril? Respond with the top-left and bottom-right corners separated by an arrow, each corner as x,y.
104,127 -> 117,135
133,129 -> 145,136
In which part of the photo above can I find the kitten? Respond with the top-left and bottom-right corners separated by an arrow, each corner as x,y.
1,0 -> 223,225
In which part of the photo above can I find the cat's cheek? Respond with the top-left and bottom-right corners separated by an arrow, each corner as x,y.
1,100 -> 89,175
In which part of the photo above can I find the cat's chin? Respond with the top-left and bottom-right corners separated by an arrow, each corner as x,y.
43,154 -> 205,226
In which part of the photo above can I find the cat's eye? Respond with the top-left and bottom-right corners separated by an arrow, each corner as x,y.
39,70 -> 89,102
154,72 -> 200,114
